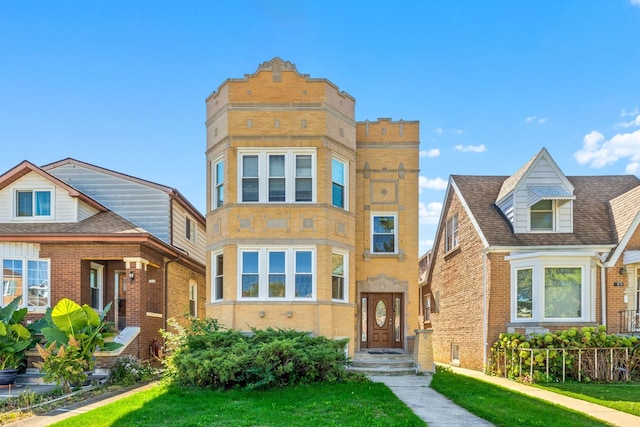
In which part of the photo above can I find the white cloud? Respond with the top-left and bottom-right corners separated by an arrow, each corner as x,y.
419,238 -> 434,253
632,0 -> 640,7
433,128 -> 465,136
419,201 -> 442,225
615,114 -> 640,128
419,176 -> 448,192
452,129 -> 466,136
454,144 -> 486,153
433,128 -> 445,136
420,148 -> 441,158
525,115 -> 547,124
626,162 -> 640,175
574,129 -> 640,168
621,107 -> 639,117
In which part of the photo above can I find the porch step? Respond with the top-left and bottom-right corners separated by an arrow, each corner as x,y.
347,351 -> 417,376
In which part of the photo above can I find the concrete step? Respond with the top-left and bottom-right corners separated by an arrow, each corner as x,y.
347,351 -> 416,376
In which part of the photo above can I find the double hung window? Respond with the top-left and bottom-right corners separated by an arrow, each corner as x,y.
530,200 -> 554,230
1,258 -> 50,308
332,158 -> 347,209
239,247 -> 315,300
445,215 -> 459,252
212,253 -> 224,301
372,214 -> 397,254
331,251 -> 347,301
212,159 -> 224,209
238,150 -> 316,203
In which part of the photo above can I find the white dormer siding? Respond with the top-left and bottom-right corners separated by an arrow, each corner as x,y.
0,172 -> 94,223
496,149 -> 575,234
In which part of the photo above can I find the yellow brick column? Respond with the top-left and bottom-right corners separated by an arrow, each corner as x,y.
413,329 -> 435,373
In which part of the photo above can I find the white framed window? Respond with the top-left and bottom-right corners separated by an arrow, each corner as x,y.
331,250 -> 348,301
530,200 -> 554,231
371,213 -> 397,254
509,255 -> 592,323
212,252 -> 224,301
90,262 -> 104,311
1,258 -> 50,309
14,188 -> 52,218
451,343 -> 460,366
238,246 -> 315,301
445,215 -> 459,252
238,149 -> 316,204
332,157 -> 348,210
212,158 -> 224,209
189,280 -> 197,317
186,216 -> 197,243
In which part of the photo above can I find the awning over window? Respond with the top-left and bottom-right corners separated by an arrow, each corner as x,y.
527,186 -> 575,207
623,250 -> 640,265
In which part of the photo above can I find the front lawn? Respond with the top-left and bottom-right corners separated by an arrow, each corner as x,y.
430,368 -> 611,427
536,381 -> 640,417
51,381 -> 426,427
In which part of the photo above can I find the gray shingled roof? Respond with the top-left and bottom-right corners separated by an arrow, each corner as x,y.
453,174 -> 640,247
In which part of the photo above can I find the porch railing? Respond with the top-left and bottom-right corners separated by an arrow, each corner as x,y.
619,310 -> 640,335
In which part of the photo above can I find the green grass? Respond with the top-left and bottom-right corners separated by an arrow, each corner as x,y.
536,381 -> 640,417
430,369 -> 612,427
51,381 -> 426,427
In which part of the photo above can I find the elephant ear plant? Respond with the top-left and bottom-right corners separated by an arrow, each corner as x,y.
0,296 -> 37,385
34,298 -> 122,392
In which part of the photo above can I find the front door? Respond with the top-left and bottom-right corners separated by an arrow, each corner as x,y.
361,293 -> 403,349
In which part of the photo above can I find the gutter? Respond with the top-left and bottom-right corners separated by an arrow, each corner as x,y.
595,258 -> 607,326
483,251 -> 488,369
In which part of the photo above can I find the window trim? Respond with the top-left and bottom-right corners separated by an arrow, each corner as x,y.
371,213 -> 398,254
445,214 -> 459,253
12,186 -> 54,220
509,255 -> 592,323
1,257 -> 50,311
189,280 -> 197,317
211,157 -> 224,210
331,156 -> 348,210
529,199 -> 555,232
90,262 -> 104,312
331,250 -> 348,302
185,216 -> 197,243
237,149 -> 316,204
211,251 -> 224,302
237,246 -> 316,301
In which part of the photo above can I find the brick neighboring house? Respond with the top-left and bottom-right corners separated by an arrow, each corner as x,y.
423,147 -> 640,371
0,159 -> 206,363
205,58 -> 420,355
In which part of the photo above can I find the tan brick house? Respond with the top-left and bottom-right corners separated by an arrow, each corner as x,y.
424,147 -> 640,370
205,58 -> 420,355
0,159 -> 206,362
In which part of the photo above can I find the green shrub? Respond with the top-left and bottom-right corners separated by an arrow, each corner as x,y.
488,326 -> 640,382
161,318 -> 351,390
109,355 -> 159,386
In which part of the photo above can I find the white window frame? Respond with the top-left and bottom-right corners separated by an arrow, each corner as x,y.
331,156 -> 348,210
445,214 -> 459,252
331,249 -> 348,302
237,246 -> 316,301
211,251 -> 224,302
189,280 -> 197,317
211,157 -> 224,210
529,199 -> 555,232
509,254 -> 593,323
12,186 -> 54,220
90,262 -> 104,312
371,213 -> 398,254
237,149 -> 316,204
0,257 -> 50,310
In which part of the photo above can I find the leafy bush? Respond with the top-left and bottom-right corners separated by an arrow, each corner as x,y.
488,326 -> 640,382
161,318 -> 351,390
34,336 -> 90,393
109,355 -> 159,386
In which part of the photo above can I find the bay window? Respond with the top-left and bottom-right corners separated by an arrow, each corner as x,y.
238,247 -> 315,300
238,149 -> 316,203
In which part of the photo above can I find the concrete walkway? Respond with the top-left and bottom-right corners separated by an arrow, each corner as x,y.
370,375 -> 492,426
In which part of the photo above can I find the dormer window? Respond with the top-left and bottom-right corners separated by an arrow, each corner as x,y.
530,200 -> 553,231
15,190 -> 51,218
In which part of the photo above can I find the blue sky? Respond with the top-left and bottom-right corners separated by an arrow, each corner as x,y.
2,1 -> 640,255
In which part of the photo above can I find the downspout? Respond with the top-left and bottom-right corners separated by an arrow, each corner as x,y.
596,259 -> 606,326
482,251 -> 488,369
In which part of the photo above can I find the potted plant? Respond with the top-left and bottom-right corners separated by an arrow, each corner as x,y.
0,296 -> 36,385
34,298 -> 122,390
